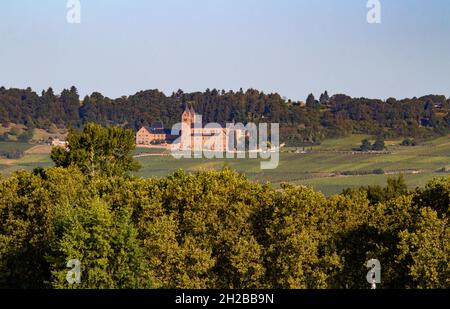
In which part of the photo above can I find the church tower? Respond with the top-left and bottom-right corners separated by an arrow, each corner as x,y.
182,104 -> 197,126
180,104 -> 198,150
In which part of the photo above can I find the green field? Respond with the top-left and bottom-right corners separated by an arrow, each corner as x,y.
1,135 -> 448,195
0,141 -> 33,152
133,135 -> 449,195
132,147 -> 168,155
293,172 -> 442,196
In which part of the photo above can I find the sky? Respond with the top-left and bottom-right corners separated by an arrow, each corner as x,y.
1,0 -> 450,101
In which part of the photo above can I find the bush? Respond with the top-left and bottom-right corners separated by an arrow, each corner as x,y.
372,136 -> 385,151
17,129 -> 34,142
8,127 -> 21,136
359,139 -> 372,152
0,133 -> 8,142
0,150 -> 23,159
401,138 -> 417,146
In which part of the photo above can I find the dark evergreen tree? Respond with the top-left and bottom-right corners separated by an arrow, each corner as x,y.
306,93 -> 318,108
360,139 -> 372,152
319,91 -> 330,105
372,136 -> 385,151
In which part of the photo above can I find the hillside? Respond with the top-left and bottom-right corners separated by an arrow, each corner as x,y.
1,87 -> 449,146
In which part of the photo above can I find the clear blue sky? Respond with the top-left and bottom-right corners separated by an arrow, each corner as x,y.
1,0 -> 450,101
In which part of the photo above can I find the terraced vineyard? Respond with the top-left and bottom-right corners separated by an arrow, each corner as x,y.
1,135 -> 448,196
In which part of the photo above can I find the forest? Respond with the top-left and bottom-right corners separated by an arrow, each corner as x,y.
0,124 -> 448,289
0,165 -> 448,289
0,86 -> 449,146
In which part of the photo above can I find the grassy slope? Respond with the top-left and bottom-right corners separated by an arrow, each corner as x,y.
294,173 -> 442,196
0,154 -> 53,175
0,141 -> 33,152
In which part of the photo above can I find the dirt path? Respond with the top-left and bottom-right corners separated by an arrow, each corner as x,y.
24,145 -> 52,154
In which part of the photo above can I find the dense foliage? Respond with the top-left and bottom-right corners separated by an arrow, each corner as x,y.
1,87 -> 449,146
0,167 -> 448,289
51,123 -> 140,177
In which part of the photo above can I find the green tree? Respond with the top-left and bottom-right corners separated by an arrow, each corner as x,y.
367,176 -> 407,204
401,138 -> 417,146
60,86 -> 81,127
306,93 -> 318,109
1,166 -> 449,290
51,123 -> 140,177
0,171 -> 51,288
17,128 -> 34,142
263,185 -> 336,288
360,139 -> 372,152
48,196 -> 151,289
398,208 -> 450,288
138,170 -> 266,289
0,132 -> 8,142
372,136 -> 385,151
319,91 -> 330,105
413,176 -> 450,218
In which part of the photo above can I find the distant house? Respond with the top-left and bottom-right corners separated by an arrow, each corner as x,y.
51,138 -> 68,147
135,122 -> 175,145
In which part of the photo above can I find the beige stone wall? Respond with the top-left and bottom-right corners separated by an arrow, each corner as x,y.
136,128 -> 156,145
